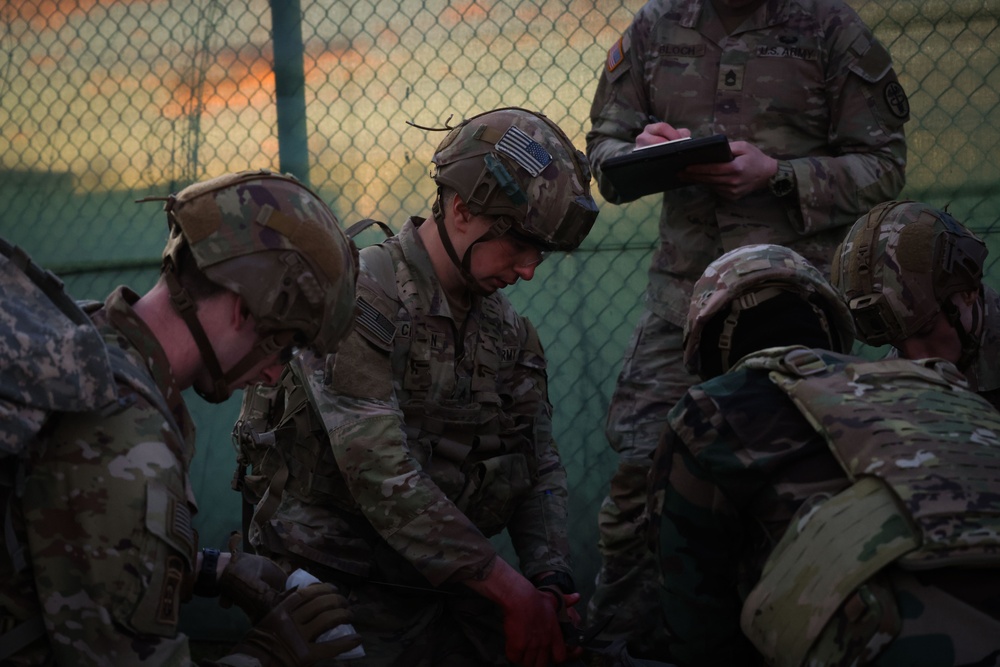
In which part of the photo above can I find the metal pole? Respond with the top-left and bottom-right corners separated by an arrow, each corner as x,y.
269,0 -> 310,185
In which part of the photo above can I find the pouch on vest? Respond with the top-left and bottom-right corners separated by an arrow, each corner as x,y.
740,476 -> 919,666
738,346 -> 1000,665
455,453 -> 532,537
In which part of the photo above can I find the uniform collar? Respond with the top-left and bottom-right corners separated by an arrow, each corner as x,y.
93,286 -> 195,447
397,216 -> 480,322
692,0 -> 790,33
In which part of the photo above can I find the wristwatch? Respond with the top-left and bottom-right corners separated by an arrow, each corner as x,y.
194,547 -> 221,597
768,160 -> 796,198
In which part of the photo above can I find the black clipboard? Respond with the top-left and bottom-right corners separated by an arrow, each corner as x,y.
602,134 -> 733,201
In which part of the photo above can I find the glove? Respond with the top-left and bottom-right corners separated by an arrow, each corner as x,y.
225,582 -> 362,667
218,532 -> 289,623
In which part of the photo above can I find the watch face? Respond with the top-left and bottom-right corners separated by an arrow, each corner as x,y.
770,165 -> 795,197
771,176 -> 793,197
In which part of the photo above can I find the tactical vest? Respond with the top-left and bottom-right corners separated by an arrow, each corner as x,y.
737,345 -> 1000,666
237,230 -> 541,579
367,240 -> 539,511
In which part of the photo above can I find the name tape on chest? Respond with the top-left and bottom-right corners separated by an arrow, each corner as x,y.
756,45 -> 818,60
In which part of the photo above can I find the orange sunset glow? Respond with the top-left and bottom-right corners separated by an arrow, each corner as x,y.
0,0 -> 639,199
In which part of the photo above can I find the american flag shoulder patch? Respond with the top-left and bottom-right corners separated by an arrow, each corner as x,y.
495,125 -> 553,177
607,37 -> 624,72
356,296 -> 395,349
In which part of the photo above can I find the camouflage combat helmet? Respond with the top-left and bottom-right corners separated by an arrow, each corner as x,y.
831,200 -> 987,348
427,108 -> 598,290
155,169 -> 357,402
684,244 -> 856,378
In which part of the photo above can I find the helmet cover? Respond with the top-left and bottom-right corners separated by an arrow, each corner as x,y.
431,107 -> 599,251
161,169 -> 357,356
831,201 -> 986,346
684,244 -> 856,377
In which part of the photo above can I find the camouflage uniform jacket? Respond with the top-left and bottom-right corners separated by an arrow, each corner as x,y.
2,287 -> 199,666
587,0 -> 909,326
253,217 -> 571,588
646,348 -> 849,665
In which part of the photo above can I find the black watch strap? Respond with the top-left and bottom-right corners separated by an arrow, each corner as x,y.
194,547 -> 221,597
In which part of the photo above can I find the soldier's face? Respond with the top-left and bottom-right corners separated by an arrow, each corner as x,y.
193,304 -> 285,399
469,233 -> 545,293
897,309 -> 962,364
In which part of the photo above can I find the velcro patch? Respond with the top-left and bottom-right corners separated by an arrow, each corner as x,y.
330,331 -> 393,401
356,296 -> 395,350
883,80 -> 910,119
657,43 -> 705,58
495,126 -> 553,177
756,45 -> 818,60
158,555 -> 184,626
607,37 -> 625,72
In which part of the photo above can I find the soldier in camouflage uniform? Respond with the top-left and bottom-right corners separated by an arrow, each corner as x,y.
584,0 -> 911,653
647,243 -> 1000,666
833,200 -> 1000,409
0,170 -> 361,666
235,108 -> 599,667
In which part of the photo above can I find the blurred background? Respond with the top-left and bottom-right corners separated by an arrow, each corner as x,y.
2,0 -> 998,644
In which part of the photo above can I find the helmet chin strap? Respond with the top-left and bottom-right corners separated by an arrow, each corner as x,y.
943,291 -> 982,371
164,263 -> 230,403
432,188 -> 509,297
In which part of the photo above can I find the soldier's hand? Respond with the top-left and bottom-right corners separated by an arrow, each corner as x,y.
218,533 -> 288,623
503,586 -> 581,667
225,582 -> 361,667
681,140 -> 778,200
635,121 -> 690,149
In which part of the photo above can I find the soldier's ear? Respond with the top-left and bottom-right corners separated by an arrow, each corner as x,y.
958,290 -> 979,307
231,293 -> 253,331
451,194 -> 474,228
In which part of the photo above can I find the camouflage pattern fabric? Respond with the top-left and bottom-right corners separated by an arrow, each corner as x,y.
849,289 -> 1000,410
161,169 -> 358,358
682,243 -> 856,376
245,217 -> 572,664
431,107 -> 599,252
587,0 -> 908,651
646,347 -> 1000,666
760,349 -> 1000,568
588,0 -> 908,326
0,238 -> 117,454
831,200 -> 986,350
587,310 -> 694,655
1,287 -> 200,666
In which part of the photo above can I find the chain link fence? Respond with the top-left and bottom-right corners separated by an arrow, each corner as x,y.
2,0 -> 999,641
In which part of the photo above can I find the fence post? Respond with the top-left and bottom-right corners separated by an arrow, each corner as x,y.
269,0 -> 310,185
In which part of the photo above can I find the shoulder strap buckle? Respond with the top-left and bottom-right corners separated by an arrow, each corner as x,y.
781,347 -> 829,376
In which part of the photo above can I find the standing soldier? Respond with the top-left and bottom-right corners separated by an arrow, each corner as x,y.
585,0 -> 910,654
0,170 -> 360,666
833,200 -> 1000,409
235,107 -> 599,667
